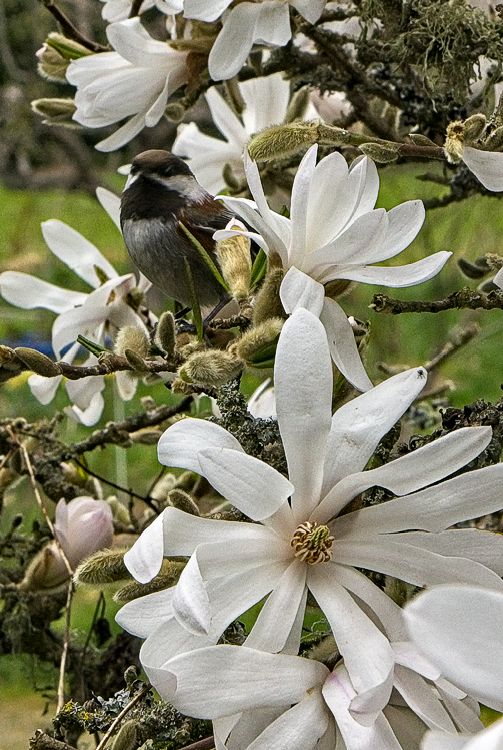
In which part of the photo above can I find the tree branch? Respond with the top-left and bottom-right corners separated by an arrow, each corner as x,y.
38,0 -> 107,52
370,288 -> 503,314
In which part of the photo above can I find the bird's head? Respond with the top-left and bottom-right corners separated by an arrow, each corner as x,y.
124,150 -> 205,201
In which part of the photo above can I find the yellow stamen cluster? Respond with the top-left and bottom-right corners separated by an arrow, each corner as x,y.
291,521 -> 334,565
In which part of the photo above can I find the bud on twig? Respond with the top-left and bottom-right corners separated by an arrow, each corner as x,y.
154,311 -> 176,355
215,224 -> 252,301
179,349 -> 243,387
358,142 -> 399,163
14,347 -> 60,377
74,549 -> 130,585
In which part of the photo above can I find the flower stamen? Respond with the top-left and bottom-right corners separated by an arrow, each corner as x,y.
291,521 -> 334,565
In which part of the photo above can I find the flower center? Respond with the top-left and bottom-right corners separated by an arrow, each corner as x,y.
291,521 -> 334,565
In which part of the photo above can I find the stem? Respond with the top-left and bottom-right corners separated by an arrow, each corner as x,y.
370,288 -> 503,314
38,0 -> 107,52
95,684 -> 151,750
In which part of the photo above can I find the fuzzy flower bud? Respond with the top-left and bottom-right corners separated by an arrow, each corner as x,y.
36,33 -> 90,81
179,350 -> 243,387
154,311 -> 176,355
74,548 -> 129,585
233,318 -> 284,368
114,325 -> 150,399
14,347 -> 60,377
31,97 -> 77,126
248,122 -> 320,162
359,142 -> 399,163
444,121 -> 466,163
215,221 -> 252,301
463,113 -> 487,143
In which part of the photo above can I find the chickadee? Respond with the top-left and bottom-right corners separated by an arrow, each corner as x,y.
120,150 -> 236,310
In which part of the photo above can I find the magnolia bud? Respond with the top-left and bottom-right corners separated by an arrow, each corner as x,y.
113,561 -> 186,602
74,549 -> 129,585
164,101 -> 186,122
215,223 -> 252,301
233,318 -> 283,368
483,125 -> 503,151
154,311 -> 176,355
36,33 -> 90,81
55,496 -> 114,570
285,87 -> 311,123
179,350 -> 242,387
358,142 -> 399,163
31,97 -> 77,125
167,488 -> 200,515
114,326 -> 149,359
14,347 -> 60,377
408,133 -> 437,146
253,266 -> 286,324
248,122 -> 320,162
463,113 -> 487,143
114,325 -> 150,399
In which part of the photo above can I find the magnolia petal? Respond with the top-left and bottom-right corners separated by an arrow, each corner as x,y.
29,373 -> 63,405
405,585 -> 503,711
245,560 -> 307,653
247,691 -> 329,750
280,267 -> 325,316
64,390 -> 104,426
334,252 -> 452,287
161,507 -> 272,557
393,665 -> 456,733
172,553 -> 210,635
198,447 -> 294,521
157,418 -> 243,472
193,536 -> 290,581
124,511 -> 165,583
386,529 -> 503,576
207,5 -> 258,81
421,733 -> 468,750
310,208 -> 388,271
322,665 -> 402,750
334,460 -> 503,540
494,267 -> 503,290
308,565 -> 394,720
240,72 -> 290,133
363,200 -> 425,263
115,587 -> 174,638
41,220 -> 117,287
206,86 -> 247,147
183,0 -> 232,22
275,309 -> 332,522
96,187 -> 122,230
320,367 -> 427,499
463,146 -> 503,192
290,0 -> 326,23
331,538 -> 503,593
0,272 -> 87,312
96,111 -> 146,152
319,297 -> 373,393
289,145 -> 318,268
167,645 -> 329,718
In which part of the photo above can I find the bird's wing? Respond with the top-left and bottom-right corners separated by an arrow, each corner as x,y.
178,203 -> 236,255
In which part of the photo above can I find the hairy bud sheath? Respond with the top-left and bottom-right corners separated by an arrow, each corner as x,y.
215,229 -> 252,301
179,349 -> 243,387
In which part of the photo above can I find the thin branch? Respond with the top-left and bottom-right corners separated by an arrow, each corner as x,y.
38,0 -> 107,52
129,0 -> 144,17
57,580 -> 75,712
30,731 -> 77,750
425,323 -> 480,372
95,684 -> 151,750
370,288 -> 503,314
71,458 -> 160,513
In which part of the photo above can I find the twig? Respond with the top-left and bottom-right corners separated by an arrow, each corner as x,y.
95,684 -> 151,750
425,323 -> 480,371
38,0 -> 107,52
370,288 -> 503,314
129,0 -> 144,16
57,580 -> 75,712
16,440 -> 73,577
71,458 -> 160,513
30,730 -> 77,750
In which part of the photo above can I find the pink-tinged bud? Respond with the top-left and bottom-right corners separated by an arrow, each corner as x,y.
54,496 -> 114,568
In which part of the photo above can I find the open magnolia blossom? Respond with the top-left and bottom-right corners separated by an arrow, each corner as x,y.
0,188 -> 151,424
405,585 -> 503,750
173,73 -> 316,195
99,0 -> 182,21
142,647 -> 432,750
123,308 -> 503,721
215,144 -> 451,391
184,0 -> 327,80
66,18 -> 187,151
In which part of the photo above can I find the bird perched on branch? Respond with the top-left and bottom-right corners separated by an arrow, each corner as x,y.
120,150 -> 235,311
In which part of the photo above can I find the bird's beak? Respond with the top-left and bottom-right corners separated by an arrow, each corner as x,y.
123,171 -> 139,192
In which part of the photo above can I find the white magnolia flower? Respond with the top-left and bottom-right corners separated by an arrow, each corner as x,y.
0,188 -> 151,424
494,267 -> 503,289
124,308 -> 503,720
405,585 -> 503,750
216,144 -> 451,391
66,18 -> 187,151
182,0 -> 327,81
144,646 -> 430,750
99,0 -> 182,22
247,378 -> 276,419
173,73 -> 316,195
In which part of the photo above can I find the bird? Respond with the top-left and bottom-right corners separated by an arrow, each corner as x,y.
120,149 -> 236,312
